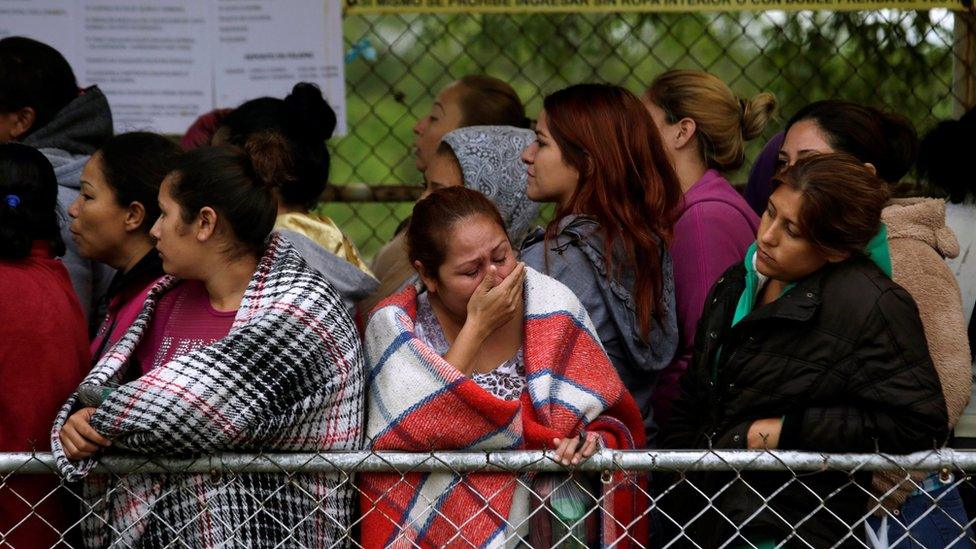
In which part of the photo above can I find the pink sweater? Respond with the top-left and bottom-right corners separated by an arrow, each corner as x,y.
135,280 -> 236,375
654,170 -> 760,430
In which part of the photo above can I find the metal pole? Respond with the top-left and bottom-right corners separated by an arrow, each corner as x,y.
2,449 -> 973,474
953,8 -> 976,116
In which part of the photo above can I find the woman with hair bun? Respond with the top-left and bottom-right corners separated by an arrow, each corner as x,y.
214,84 -> 378,315
642,69 -> 775,430
217,82 -> 372,276
776,100 -> 972,545
52,145 -> 365,547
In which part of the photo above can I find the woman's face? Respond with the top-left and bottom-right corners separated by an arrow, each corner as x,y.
67,154 -> 140,267
778,119 -> 835,170
755,184 -> 831,282
420,214 -> 517,320
413,83 -> 465,172
421,151 -> 464,200
150,175 -> 203,278
521,109 -> 579,209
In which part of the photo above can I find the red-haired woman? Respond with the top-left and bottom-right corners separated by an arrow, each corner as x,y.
520,83 -> 682,446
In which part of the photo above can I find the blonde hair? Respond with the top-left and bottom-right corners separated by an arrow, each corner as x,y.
646,69 -> 777,172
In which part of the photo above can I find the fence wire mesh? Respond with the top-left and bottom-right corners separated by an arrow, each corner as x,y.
326,8 -> 968,259
3,449 -> 976,547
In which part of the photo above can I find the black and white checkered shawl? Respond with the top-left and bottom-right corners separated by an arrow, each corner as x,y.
50,234 -> 365,548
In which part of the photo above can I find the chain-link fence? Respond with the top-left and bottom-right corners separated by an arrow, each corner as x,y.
3,449 -> 976,547
321,8 -> 971,260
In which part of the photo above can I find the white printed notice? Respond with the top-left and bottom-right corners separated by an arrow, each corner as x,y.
214,0 -> 347,135
0,0 -> 78,69
0,1 -> 346,136
76,0 -> 213,134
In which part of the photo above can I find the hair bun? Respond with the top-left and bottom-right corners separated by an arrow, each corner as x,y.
242,133 -> 294,190
285,82 -> 338,142
741,92 -> 777,141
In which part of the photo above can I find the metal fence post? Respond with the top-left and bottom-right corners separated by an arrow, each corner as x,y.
954,8 -> 976,116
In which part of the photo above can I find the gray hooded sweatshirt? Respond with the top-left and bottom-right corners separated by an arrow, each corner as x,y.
22,86 -> 115,325
278,229 -> 379,316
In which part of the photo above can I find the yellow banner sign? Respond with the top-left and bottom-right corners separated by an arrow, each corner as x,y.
344,0 -> 960,13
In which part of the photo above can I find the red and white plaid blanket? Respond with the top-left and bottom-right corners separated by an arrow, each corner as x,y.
50,234 -> 365,548
360,266 -> 648,547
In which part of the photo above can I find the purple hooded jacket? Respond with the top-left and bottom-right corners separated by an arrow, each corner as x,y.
654,169 -> 760,430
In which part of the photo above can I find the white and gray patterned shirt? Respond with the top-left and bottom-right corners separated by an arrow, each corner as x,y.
415,291 -> 525,401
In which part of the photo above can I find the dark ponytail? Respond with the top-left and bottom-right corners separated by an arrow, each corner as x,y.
787,99 -> 918,184
221,82 -> 337,210
168,146 -> 278,258
0,143 -> 64,259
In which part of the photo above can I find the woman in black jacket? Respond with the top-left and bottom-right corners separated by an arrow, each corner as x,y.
661,154 -> 948,548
